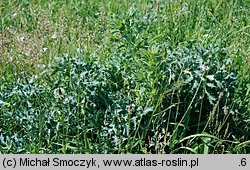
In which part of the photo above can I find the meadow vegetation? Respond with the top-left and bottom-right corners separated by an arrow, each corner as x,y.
0,0 -> 249,153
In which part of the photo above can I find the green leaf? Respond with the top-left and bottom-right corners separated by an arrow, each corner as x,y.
0,100 -> 10,106
179,132 -> 220,143
206,83 -> 216,88
143,106 -> 154,115
205,90 -> 216,104
206,75 -> 215,81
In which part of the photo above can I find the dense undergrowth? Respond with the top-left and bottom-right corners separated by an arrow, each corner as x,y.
0,0 -> 249,153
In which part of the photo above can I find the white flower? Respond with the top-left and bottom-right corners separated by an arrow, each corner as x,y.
41,47 -> 48,52
12,13 -> 17,17
54,88 -> 65,98
19,36 -> 26,42
51,32 -> 58,39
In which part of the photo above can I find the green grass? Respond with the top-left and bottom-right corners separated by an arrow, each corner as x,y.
0,0 -> 249,153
